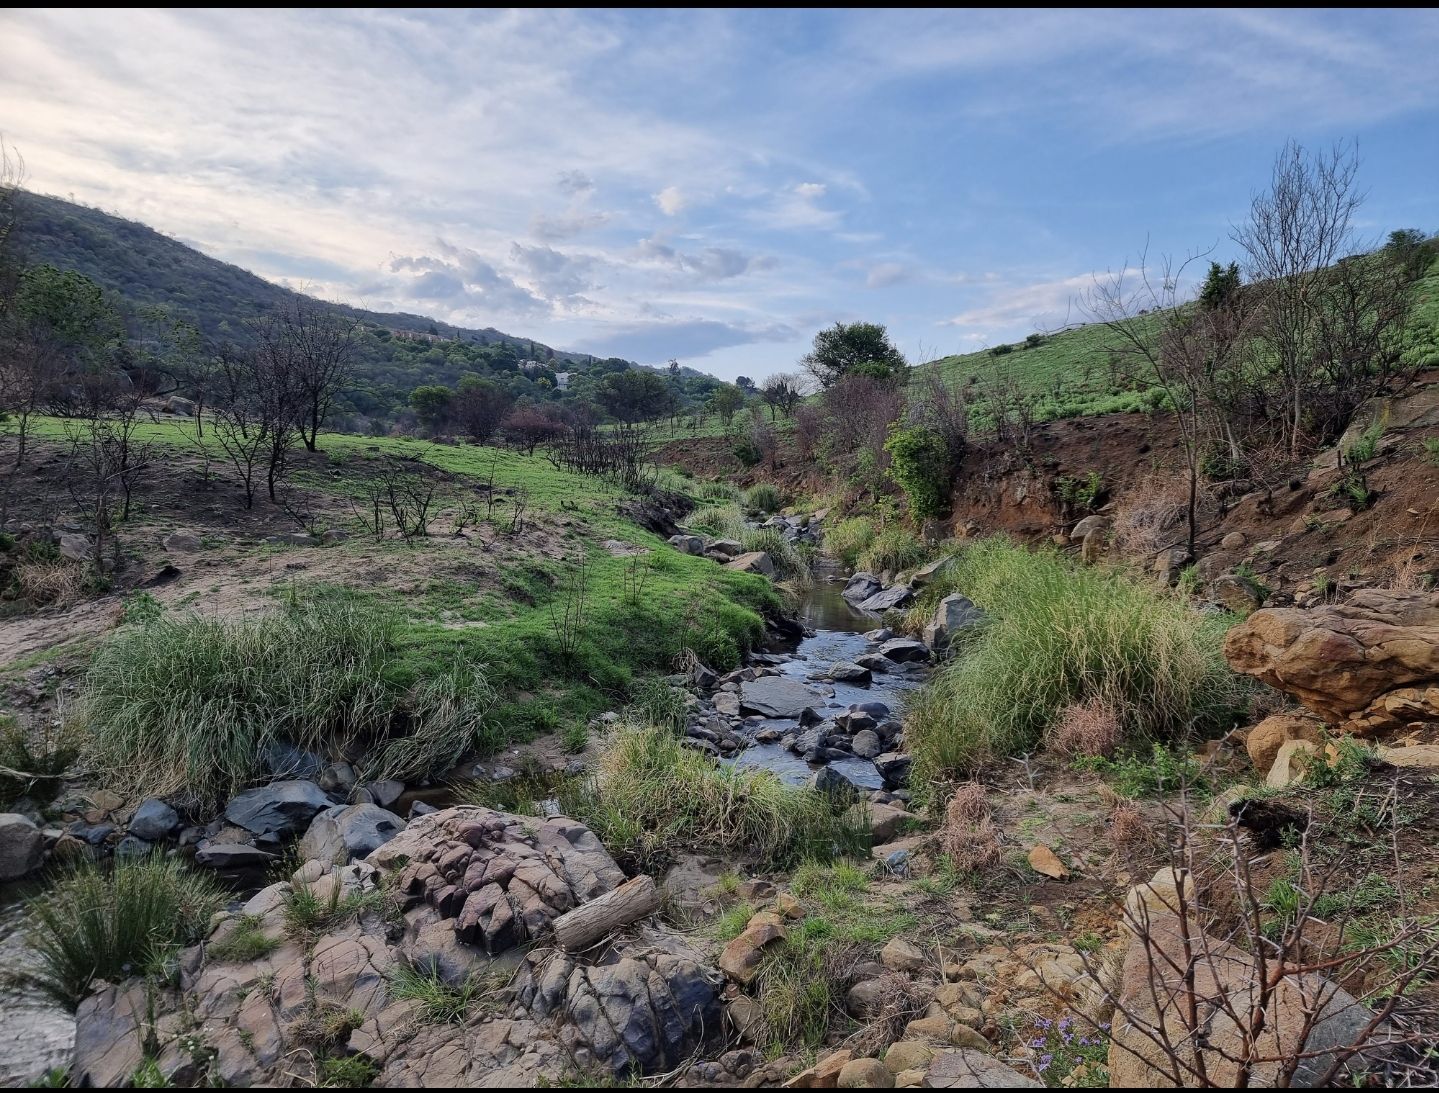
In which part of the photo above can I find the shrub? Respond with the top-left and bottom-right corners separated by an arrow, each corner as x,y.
24,856 -> 226,1007
1049,698 -> 1123,759
1075,743 -> 1212,799
732,435 -> 763,467
1112,477 -> 1187,558
558,725 -> 868,871
1344,422 -> 1384,464
884,425 -> 951,520
1054,471 -> 1105,514
989,343 -> 1014,356
824,517 -> 876,568
745,483 -> 782,514
857,527 -> 927,575
686,502 -> 746,542
77,597 -> 497,806
905,538 -> 1245,786
696,480 -> 741,503
1423,437 -> 1439,467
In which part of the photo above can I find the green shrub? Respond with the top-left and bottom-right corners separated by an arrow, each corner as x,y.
0,719 -> 79,808
1423,437 -> 1439,467
76,598 -> 497,805
1074,743 -> 1212,799
906,538 -> 1246,786
208,915 -> 282,963
1054,471 -> 1105,513
732,435 -> 763,467
557,725 -> 868,871
696,481 -> 741,503
884,425 -> 951,520
823,517 -> 876,568
1344,422 -> 1384,464
390,961 -> 494,1024
741,528 -> 809,582
989,343 -> 1014,356
686,502 -> 746,542
24,855 -> 226,1007
745,483 -> 783,514
857,527 -> 928,575
119,591 -> 164,626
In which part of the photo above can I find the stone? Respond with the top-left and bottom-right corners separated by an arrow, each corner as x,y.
776,891 -> 805,919
1027,845 -> 1069,880
1123,867 -> 1191,932
878,638 -> 931,663
128,798 -> 180,841
843,573 -> 885,606
1221,531 -> 1248,550
668,534 -> 705,555
0,813 -> 45,880
58,532 -> 93,562
195,842 -> 275,870
881,938 -> 925,973
114,835 -> 152,858
830,661 -> 873,685
726,552 -> 776,577
300,804 -> 406,864
908,555 -> 955,589
852,729 -> 883,758
1109,913 -> 1382,1087
1377,744 -> 1439,769
260,741 -> 324,781
319,762 -> 358,793
1070,514 -> 1108,540
1223,590 -> 1439,734
883,1042 -> 934,1075
356,779 -> 405,809
867,802 -> 911,843
719,921 -> 787,984
839,1058 -> 895,1088
224,780 -> 331,837
874,752 -> 912,787
728,995 -> 765,1042
162,395 -> 197,416
924,594 -> 984,653
847,979 -> 890,1019
1266,739 -> 1319,789
1210,574 -> 1265,617
1245,714 -> 1326,772
923,1049 -> 1041,1088
709,539 -> 744,558
162,531 -> 203,553
740,677 -> 827,718
1153,546 -> 1192,585
859,585 -> 915,613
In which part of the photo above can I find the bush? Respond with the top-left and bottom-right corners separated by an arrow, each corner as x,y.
742,528 -> 809,582
24,855 -> 226,1007
823,517 -> 876,568
906,538 -> 1246,786
884,425 -> 951,520
558,725 -> 868,871
989,343 -> 1014,356
77,597 -> 497,805
686,502 -> 746,542
745,483 -> 783,514
857,527 -> 928,575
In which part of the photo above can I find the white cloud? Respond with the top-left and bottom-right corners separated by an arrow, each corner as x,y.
865,262 -> 911,289
654,185 -> 687,216
795,182 -> 826,199
940,273 -> 1094,341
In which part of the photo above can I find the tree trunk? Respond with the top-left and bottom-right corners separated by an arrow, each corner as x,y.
551,875 -> 659,952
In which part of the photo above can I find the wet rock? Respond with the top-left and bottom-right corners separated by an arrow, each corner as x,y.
874,752 -> 912,787
843,573 -> 884,606
829,661 -> 873,685
741,677 -> 827,718
879,638 -> 931,663
129,798 -> 180,841
859,585 -> 914,613
0,813 -> 45,880
224,780 -> 331,837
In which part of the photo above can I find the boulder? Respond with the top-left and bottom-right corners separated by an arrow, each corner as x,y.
719,920 -> 786,984
1245,714 -> 1326,772
355,779 -> 405,809
852,729 -> 883,758
668,534 -> 705,556
1153,546 -> 1191,585
224,780 -> 331,837
859,585 -> 915,613
114,835 -> 152,858
881,937 -> 925,973
1070,514 -> 1108,541
830,662 -> 873,685
1220,531 -> 1247,550
879,638 -> 931,663
708,539 -> 744,558
923,594 -> 984,654
725,551 -> 776,578
1266,739 -> 1319,789
58,532 -> 93,563
300,804 -> 406,864
923,1050 -> 1041,1088
740,677 -> 827,718
843,573 -> 885,606
1109,913 -> 1384,1087
883,1042 -> 934,1075
194,842 -> 275,870
874,752 -> 912,788
867,802 -> 912,843
1210,574 -> 1265,617
162,395 -> 196,416
1026,845 -> 1069,879
1223,590 -> 1439,734
839,1058 -> 894,1088
0,813 -> 45,880
908,555 -> 954,589
260,741 -> 324,781
162,531 -> 203,553
128,798 -> 180,841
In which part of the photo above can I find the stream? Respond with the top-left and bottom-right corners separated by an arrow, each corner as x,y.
0,882 -> 73,1086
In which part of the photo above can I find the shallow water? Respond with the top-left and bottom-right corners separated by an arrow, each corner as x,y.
0,883 -> 75,1087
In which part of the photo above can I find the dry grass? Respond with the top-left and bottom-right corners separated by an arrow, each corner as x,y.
940,782 -> 1003,873
1108,800 -> 1151,854
1112,475 -> 1187,558
14,559 -> 88,608
1049,697 -> 1123,759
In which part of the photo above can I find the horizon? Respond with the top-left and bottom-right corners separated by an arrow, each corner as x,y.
4,8 -> 1437,382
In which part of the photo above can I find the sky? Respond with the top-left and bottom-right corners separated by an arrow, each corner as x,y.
3,8 -> 1438,382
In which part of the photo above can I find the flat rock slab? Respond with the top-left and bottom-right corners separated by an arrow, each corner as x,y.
740,677 -> 827,718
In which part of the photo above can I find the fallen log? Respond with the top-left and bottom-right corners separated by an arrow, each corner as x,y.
551,874 -> 660,952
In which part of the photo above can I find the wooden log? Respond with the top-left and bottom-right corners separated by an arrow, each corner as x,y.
551,875 -> 660,952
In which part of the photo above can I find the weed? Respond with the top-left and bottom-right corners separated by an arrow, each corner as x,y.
1025,1015 -> 1110,1087
209,915 -> 282,963
1055,471 -> 1105,514
1344,422 -> 1384,464
317,1055 -> 378,1088
711,902 -> 757,942
1422,437 -> 1439,466
389,961 -> 495,1024
1076,743 -> 1212,799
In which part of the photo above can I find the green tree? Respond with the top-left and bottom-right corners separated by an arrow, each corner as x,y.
409,384 -> 453,432
801,321 -> 906,388
596,368 -> 674,423
1198,261 -> 1241,310
707,383 -> 746,425
884,424 -> 951,520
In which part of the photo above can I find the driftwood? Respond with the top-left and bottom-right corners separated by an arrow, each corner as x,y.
551,874 -> 660,952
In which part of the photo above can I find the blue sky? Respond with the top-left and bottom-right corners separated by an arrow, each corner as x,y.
4,8 -> 1437,381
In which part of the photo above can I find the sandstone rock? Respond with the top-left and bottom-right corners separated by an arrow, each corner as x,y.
839,1058 -> 894,1088
726,551 -> 776,577
128,798 -> 180,841
1109,913 -> 1383,1087
776,891 -> 805,919
1026,845 -> 1069,879
1265,739 -> 1319,789
881,937 -> 925,973
1210,574 -> 1265,617
1123,868 -> 1189,932
0,813 -> 45,881
1245,713 -> 1326,772
1221,531 -> 1247,550
719,921 -> 786,984
1377,744 -> 1439,769
728,995 -> 765,1042
868,802 -> 912,843
224,780 -> 331,837
923,1049 -> 1041,1088
883,1041 -> 934,1074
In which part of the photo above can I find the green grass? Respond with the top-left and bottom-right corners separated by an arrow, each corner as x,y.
745,483 -> 783,514
556,724 -> 869,872
857,527 -> 928,575
823,516 -> 877,568
389,961 -> 497,1024
741,528 -> 810,582
208,915 -> 282,963
906,538 -> 1248,786
0,717 -> 79,808
686,502 -> 747,541
76,594 -> 498,805
711,901 -> 758,942
23,855 -> 226,1007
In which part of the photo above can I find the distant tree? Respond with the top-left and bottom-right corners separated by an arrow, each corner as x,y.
501,404 -> 566,455
760,372 -> 805,419
1385,228 -> 1437,279
801,321 -> 906,388
735,375 -> 756,392
409,385 -> 453,433
707,383 -> 746,426
1198,261 -> 1242,310
277,299 -> 359,451
667,358 -> 680,376
597,368 -> 674,423
451,375 -> 512,444
211,342 -> 271,510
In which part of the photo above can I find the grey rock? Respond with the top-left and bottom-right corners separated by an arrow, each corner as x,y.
855,653 -> 890,673
114,835 -> 152,858
79,823 -> 116,845
739,677 -> 826,718
863,627 -> 893,643
129,798 -> 180,841
908,554 -> 955,588
0,813 -> 45,881
924,1049 -> 1041,1088
858,584 -> 914,613
223,780 -> 330,837
195,842 -> 275,870
260,741 -> 324,780
814,759 -> 884,795
162,531 -> 203,553
319,762 -> 357,794
300,804 -> 406,864
708,539 -> 743,558
724,551 -> 775,577
924,593 -> 985,653
879,637 -> 932,663
828,661 -> 872,685
852,730 -> 883,759
668,534 -> 705,556
58,532 -> 93,563
842,573 -> 884,606
356,780 -> 405,809
874,752 -> 913,788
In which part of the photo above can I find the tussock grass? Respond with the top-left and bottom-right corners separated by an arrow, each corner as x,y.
823,516 -> 876,568
745,483 -> 783,514
23,856 -> 226,1007
695,480 -> 742,503
559,725 -> 868,871
686,502 -> 746,541
741,528 -> 810,582
906,538 -> 1246,788
857,527 -> 928,575
208,915 -> 282,963
76,597 -> 496,806
389,961 -> 499,1024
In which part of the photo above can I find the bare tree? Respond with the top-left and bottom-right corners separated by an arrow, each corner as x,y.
61,371 -> 154,574
761,372 -> 806,419
210,343 -> 272,509
248,311 -> 306,502
266,298 -> 358,452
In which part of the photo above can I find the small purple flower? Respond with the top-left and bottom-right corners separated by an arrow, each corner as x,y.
1038,1053 -> 1054,1072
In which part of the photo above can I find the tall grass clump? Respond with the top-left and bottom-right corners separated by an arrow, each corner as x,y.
823,516 -> 875,568
906,538 -> 1246,789
24,855 -> 226,1007
695,480 -> 741,503
745,482 -> 783,514
558,725 -> 867,871
741,528 -> 810,583
686,502 -> 746,542
77,597 -> 496,805
857,527 -> 928,575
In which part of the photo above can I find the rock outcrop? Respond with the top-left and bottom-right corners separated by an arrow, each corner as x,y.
1224,589 -> 1439,736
